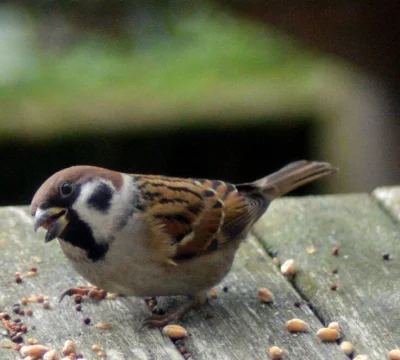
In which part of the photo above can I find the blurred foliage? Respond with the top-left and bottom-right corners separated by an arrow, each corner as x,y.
1,2 -> 320,110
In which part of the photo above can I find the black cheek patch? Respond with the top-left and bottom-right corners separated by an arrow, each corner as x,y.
87,182 -> 113,212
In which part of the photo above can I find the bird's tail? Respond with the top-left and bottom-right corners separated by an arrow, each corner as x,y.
237,160 -> 337,199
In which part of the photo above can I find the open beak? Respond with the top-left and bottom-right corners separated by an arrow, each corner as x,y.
33,207 -> 68,243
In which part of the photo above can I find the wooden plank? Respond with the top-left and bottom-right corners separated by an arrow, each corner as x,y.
373,186 -> 400,223
253,194 -> 400,359
0,207 -> 182,360
0,207 -> 349,359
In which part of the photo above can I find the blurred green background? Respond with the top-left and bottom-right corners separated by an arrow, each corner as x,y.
1,1 -> 399,205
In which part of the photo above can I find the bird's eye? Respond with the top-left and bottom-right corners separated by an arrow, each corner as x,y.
60,182 -> 73,197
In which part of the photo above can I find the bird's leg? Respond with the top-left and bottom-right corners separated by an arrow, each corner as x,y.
59,286 -> 106,303
141,293 -> 207,328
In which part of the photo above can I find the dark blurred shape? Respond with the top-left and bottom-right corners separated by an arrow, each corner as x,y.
0,118 -> 314,205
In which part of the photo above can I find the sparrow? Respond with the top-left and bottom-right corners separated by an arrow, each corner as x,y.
31,160 -> 336,327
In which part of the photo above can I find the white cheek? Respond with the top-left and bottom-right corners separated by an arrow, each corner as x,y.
72,174 -> 139,241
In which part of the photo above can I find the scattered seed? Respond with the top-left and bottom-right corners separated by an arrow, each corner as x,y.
269,345 -> 285,359
15,277 -> 23,284
162,324 -> 188,339
74,295 -> 83,304
62,340 -> 77,356
75,305 -> 82,312
353,356 -> 370,360
97,350 -> 107,358
94,322 -> 111,329
306,246 -> 316,255
105,293 -> 118,300
332,247 -> 339,256
317,328 -> 340,342
13,304 -> 21,314
327,322 -> 340,331
91,344 -> 101,351
286,318 -> 309,333
42,301 -> 51,310
26,271 -> 37,277
340,341 -> 354,355
294,301 -> 301,308
389,350 -> 400,360
330,284 -> 337,291
83,317 -> 91,325
21,298 -> 28,306
272,257 -> 280,266
332,268 -> 339,274
383,253 -> 391,261
257,288 -> 275,303
20,345 -> 49,358
223,286 -> 229,293
208,288 -> 217,298
32,257 -> 41,263
43,349 -> 60,360
27,338 -> 39,345
281,259 -> 296,276
36,296 -> 44,303
25,309 -> 33,317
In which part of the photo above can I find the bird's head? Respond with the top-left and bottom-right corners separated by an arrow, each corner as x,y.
31,166 -> 129,260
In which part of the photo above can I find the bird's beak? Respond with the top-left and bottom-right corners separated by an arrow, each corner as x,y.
33,207 -> 68,243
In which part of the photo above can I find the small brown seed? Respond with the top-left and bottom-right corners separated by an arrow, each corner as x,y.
36,295 -> 44,303
269,345 -> 284,359
27,338 -> 39,345
389,349 -> 400,360
281,259 -> 296,276
91,344 -> 101,351
327,321 -> 340,331
74,295 -> 83,304
286,318 -> 309,333
316,328 -> 340,342
340,341 -> 354,355
15,277 -> 23,284
42,301 -> 51,310
208,288 -> 217,298
97,350 -> 107,358
20,345 -> 49,358
162,324 -> 188,339
43,349 -> 60,360
257,288 -> 275,303
83,317 -> 91,325
330,284 -> 338,291
29,267 -> 37,273
62,340 -> 77,356
21,298 -> 28,306
94,322 -> 111,329
332,247 -> 339,256
25,309 -> 33,317
272,257 -> 280,266
26,271 -> 37,277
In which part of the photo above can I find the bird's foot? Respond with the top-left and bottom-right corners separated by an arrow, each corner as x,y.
141,300 -> 194,328
59,286 -> 106,303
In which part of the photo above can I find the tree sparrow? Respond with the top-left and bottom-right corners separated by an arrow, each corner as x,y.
31,160 -> 336,327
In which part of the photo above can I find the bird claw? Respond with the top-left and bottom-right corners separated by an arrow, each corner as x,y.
59,286 -> 100,303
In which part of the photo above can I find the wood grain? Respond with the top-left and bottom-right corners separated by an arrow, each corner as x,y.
254,194 -> 400,359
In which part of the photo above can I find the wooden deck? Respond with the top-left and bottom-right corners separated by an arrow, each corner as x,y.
1,187 -> 399,359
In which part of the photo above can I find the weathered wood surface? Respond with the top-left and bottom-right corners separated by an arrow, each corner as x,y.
1,188 -> 399,359
253,193 -> 400,360
373,186 -> 400,223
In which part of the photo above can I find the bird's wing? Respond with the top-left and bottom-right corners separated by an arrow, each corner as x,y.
134,175 -> 268,262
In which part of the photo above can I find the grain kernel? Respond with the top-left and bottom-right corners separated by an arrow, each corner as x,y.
91,344 -> 101,351
20,345 -> 49,358
208,288 -> 217,298
272,257 -> 280,266
269,345 -> 284,359
389,349 -> 400,360
26,271 -> 37,277
353,356 -> 369,360
43,349 -> 60,360
340,341 -> 354,355
94,322 -> 111,329
105,293 -> 118,300
286,318 -> 309,333
280,259 -> 296,275
316,328 -> 340,342
327,321 -> 340,331
162,324 -> 188,339
42,301 -> 51,309
97,350 -> 107,357
62,340 -> 76,356
257,288 -> 275,303
27,338 -> 39,345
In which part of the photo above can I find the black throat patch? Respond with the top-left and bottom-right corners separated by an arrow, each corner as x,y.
60,209 -> 109,262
